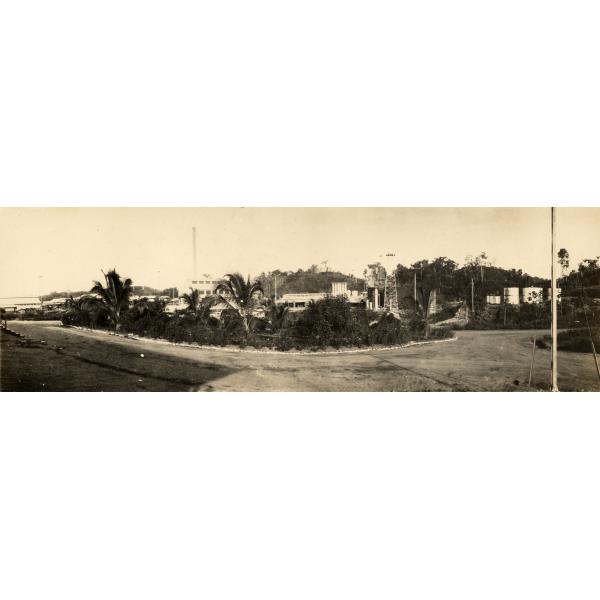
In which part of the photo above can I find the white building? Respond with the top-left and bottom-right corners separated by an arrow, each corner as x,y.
184,275 -> 222,298
276,292 -> 328,311
331,281 -> 348,296
275,282 -> 367,312
0,297 -> 42,312
43,297 -> 68,310
165,298 -> 188,313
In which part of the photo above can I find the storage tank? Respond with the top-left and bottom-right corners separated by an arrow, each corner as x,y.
503,287 -> 520,305
331,281 -> 348,297
523,287 -> 544,303
428,289 -> 438,315
543,287 -> 562,302
486,294 -> 502,305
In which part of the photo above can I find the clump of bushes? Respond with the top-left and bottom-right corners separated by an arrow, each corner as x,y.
463,303 -> 551,330
369,312 -> 411,346
428,326 -> 454,340
60,295 -> 449,351
294,297 -> 368,349
62,306 -> 110,329
557,329 -> 600,353
4,310 -> 67,322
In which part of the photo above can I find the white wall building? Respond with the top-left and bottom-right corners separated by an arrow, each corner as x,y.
331,281 -> 348,296
276,292 -> 327,311
0,297 -> 42,312
184,275 -> 222,298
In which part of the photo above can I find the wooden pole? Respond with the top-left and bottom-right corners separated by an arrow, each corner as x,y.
471,277 -> 475,316
528,333 -> 537,388
413,270 -> 417,303
551,207 -> 559,391
590,334 -> 600,382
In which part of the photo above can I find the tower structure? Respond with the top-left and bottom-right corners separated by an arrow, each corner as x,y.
381,252 -> 399,316
384,272 -> 400,316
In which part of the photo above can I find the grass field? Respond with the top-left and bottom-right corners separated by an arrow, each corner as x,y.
2,321 -> 599,392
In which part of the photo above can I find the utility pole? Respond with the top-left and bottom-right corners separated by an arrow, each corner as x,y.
274,274 -> 278,301
551,207 -> 559,391
413,270 -> 417,303
471,277 -> 475,316
192,227 -> 197,282
528,332 -> 537,388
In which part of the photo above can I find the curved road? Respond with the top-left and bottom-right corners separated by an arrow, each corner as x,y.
2,321 -> 598,392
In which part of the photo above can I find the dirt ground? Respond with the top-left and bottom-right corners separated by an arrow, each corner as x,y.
2,321 -> 599,392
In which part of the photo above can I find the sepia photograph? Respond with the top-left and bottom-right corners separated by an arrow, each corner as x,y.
3,1 -> 600,598
1,207 -> 598,392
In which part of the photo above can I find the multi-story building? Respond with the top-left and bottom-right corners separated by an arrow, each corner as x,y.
183,276 -> 222,298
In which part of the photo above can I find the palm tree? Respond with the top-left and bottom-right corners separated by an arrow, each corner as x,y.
268,303 -> 289,332
181,288 -> 202,313
181,288 -> 218,327
90,269 -> 133,331
215,273 -> 264,335
64,294 -> 103,327
131,297 -> 166,318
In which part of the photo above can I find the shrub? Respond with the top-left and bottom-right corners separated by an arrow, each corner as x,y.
7,310 -> 65,322
463,303 -> 551,330
58,292 -> 427,350
296,297 -> 368,348
557,328 -> 600,353
428,326 -> 453,340
370,313 -> 411,346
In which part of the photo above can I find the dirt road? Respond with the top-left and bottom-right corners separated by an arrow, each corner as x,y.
2,321 -> 599,392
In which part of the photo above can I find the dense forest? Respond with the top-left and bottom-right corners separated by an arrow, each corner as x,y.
558,253 -> 600,297
394,255 -> 550,307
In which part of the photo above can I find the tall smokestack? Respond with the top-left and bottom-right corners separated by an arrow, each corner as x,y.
192,227 -> 197,281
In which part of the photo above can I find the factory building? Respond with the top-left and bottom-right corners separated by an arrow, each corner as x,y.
0,297 -> 42,312
276,282 -> 367,312
184,277 -> 221,297
42,297 -> 69,310
276,292 -> 328,311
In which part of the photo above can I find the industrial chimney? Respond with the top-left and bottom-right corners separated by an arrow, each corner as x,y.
192,227 -> 197,281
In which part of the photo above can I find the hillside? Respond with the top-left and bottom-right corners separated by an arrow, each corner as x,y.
257,269 -> 365,297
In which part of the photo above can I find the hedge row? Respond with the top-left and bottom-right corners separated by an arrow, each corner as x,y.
59,297 -> 452,351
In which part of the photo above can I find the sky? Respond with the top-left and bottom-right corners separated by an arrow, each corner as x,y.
0,207 -> 598,297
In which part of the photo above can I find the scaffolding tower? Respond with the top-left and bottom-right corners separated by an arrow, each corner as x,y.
384,273 -> 400,316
